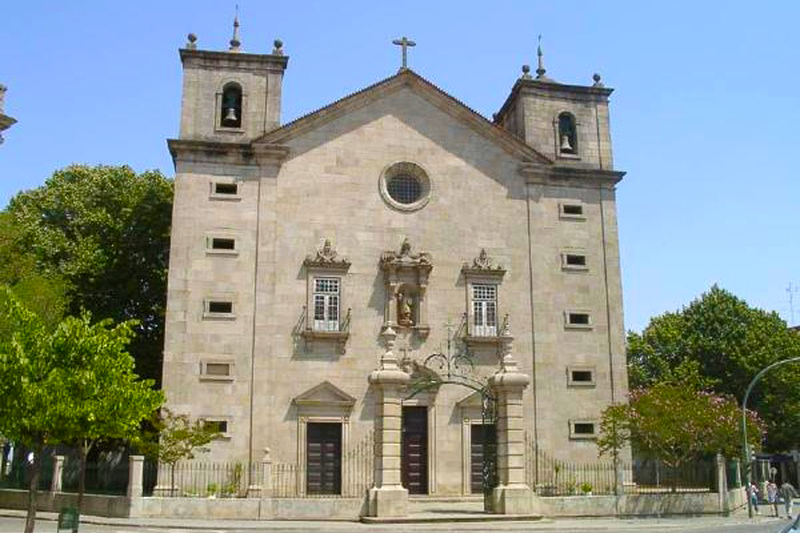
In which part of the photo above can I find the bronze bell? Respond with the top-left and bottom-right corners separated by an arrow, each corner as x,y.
223,106 -> 238,125
560,134 -> 573,153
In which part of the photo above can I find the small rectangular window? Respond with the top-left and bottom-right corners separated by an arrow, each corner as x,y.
200,361 -> 234,381
214,183 -> 238,195
567,312 -> 590,325
202,419 -> 231,439
572,370 -> 593,382
208,301 -> 233,314
565,254 -> 586,266
211,238 -> 236,250
559,203 -> 586,220
206,363 -> 231,376
570,420 -> 597,439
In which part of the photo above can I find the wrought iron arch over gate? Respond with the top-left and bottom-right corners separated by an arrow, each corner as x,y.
402,323 -> 500,511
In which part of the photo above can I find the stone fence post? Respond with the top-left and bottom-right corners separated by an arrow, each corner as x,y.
261,448 -> 272,499
127,455 -> 144,498
716,453 -> 728,515
51,455 -> 65,493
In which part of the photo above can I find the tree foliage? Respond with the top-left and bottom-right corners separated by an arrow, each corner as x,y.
137,409 -> 220,495
627,285 -> 800,450
0,287 -> 163,532
598,382 -> 765,469
48,312 -> 163,513
6,165 -> 173,382
0,212 -> 68,329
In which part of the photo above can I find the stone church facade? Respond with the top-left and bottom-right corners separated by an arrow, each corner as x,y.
162,31 -> 628,513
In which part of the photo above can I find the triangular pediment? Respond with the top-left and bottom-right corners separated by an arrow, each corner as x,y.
254,69 -> 551,164
293,380 -> 356,408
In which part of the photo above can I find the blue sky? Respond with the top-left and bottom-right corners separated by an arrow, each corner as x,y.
1,1 -> 798,332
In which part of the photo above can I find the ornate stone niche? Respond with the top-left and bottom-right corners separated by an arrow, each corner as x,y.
301,239 -> 351,353
379,238 -> 432,336
461,249 -> 506,346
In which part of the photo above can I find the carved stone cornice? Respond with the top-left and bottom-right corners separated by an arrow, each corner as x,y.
379,238 -> 432,272
303,239 -> 350,270
461,248 -> 505,278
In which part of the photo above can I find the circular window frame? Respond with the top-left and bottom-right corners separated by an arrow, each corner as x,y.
379,161 -> 432,212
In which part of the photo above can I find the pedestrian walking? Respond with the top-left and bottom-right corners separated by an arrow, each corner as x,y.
780,481 -> 799,519
768,481 -> 780,517
749,482 -> 761,514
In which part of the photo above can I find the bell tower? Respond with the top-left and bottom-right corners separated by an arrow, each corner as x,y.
494,40 -> 614,170
176,16 -> 289,142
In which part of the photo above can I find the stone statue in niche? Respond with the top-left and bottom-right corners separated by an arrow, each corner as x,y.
397,290 -> 415,327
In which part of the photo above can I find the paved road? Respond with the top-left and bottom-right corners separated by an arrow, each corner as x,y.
0,515 -> 795,533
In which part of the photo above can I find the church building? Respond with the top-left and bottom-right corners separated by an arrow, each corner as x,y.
161,22 -> 628,515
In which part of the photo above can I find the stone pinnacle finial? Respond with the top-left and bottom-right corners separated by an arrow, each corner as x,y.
273,39 -> 283,55
592,73 -> 604,87
521,64 -> 532,80
186,33 -> 197,50
536,34 -> 547,79
229,6 -> 241,52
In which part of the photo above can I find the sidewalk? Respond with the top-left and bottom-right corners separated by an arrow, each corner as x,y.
0,508 -> 792,531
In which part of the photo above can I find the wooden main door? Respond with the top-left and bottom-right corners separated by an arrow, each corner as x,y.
470,424 -> 497,494
306,422 -> 341,495
402,406 -> 428,494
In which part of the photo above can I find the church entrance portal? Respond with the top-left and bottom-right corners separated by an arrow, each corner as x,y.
401,406 -> 428,494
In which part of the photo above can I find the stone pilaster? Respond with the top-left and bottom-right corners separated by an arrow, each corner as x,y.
367,326 -> 410,517
488,323 -> 535,514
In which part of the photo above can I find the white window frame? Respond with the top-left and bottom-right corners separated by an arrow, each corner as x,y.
471,283 -> 498,337
312,277 -> 341,332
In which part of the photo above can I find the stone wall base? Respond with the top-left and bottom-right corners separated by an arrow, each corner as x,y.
368,486 -> 408,517
491,484 -> 536,514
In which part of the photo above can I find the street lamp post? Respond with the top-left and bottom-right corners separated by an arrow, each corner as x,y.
742,356 -> 800,518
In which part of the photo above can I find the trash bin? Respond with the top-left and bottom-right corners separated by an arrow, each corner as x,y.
57,506 -> 79,533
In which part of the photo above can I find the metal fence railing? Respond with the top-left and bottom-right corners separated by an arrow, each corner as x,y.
524,432 -> 717,496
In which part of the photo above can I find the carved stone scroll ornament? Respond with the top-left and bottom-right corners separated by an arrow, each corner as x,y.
303,239 -> 351,270
379,238 -> 432,270
462,248 -> 506,276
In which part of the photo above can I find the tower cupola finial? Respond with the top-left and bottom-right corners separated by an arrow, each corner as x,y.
229,6 -> 241,52
536,34 -> 547,79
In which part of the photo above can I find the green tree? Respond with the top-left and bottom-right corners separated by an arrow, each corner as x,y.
0,287 -> 66,533
0,212 -> 68,328
0,288 -> 163,532
49,312 -> 163,516
7,165 -> 173,382
627,285 -> 800,450
598,382 -> 764,488
137,409 -> 220,496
